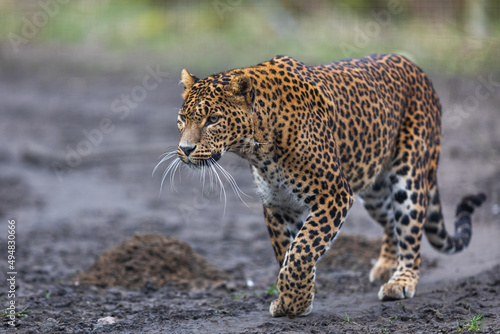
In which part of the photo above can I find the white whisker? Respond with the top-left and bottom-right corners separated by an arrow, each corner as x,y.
212,160 -> 251,207
209,159 -> 227,216
169,159 -> 182,192
160,158 -> 181,194
201,161 -> 207,195
159,150 -> 178,160
154,149 -> 249,216
207,164 -> 212,195
153,150 -> 178,177
153,148 -> 182,195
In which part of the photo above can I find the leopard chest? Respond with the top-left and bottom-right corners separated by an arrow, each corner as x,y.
250,165 -> 307,212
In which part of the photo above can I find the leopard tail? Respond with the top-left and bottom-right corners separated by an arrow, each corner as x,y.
424,185 -> 486,254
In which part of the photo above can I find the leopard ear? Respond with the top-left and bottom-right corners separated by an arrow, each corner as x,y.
226,74 -> 253,104
181,69 -> 198,99
227,74 -> 252,96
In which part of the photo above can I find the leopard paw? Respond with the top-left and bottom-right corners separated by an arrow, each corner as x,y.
378,281 -> 416,301
369,259 -> 395,283
269,297 -> 313,318
269,299 -> 286,317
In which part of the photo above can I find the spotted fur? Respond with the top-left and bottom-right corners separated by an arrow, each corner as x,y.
172,54 -> 486,318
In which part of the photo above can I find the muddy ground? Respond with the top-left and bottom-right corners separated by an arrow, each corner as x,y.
0,45 -> 499,333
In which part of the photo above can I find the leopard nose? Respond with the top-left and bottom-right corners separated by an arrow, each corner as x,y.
180,144 -> 196,157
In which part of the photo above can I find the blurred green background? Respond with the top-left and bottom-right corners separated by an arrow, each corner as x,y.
1,0 -> 499,76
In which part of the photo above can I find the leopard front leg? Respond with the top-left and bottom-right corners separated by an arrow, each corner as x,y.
270,189 -> 353,318
263,206 -> 305,268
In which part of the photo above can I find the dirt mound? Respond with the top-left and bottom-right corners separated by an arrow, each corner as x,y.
319,234 -> 381,270
77,234 -> 227,290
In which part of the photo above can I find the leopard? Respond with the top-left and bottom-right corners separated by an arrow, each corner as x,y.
161,53 -> 486,319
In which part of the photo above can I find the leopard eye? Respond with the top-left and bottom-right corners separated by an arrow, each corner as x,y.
206,115 -> 220,125
179,114 -> 186,122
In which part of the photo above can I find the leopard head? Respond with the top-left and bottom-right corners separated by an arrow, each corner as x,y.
177,69 -> 254,168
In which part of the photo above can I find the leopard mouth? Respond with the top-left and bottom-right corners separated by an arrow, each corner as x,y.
180,152 -> 222,169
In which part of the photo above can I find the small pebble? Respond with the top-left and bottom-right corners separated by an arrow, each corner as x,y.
97,316 -> 116,326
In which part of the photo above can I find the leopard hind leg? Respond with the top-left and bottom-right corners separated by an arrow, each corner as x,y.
360,173 -> 398,283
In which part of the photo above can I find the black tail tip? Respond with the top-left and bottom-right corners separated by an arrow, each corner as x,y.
456,193 -> 487,216
469,193 -> 487,206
